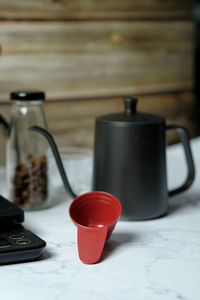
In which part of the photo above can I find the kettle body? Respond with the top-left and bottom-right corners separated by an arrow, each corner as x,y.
93,117 -> 168,220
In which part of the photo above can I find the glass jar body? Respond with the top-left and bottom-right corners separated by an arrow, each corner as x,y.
6,100 -> 53,210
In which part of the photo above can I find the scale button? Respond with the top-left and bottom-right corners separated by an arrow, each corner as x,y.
9,232 -> 24,239
0,240 -> 10,248
16,239 -> 31,245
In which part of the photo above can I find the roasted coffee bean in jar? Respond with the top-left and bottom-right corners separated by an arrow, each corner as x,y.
13,154 -> 48,209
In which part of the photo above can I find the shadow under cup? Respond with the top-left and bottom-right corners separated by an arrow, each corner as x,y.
69,191 -> 121,264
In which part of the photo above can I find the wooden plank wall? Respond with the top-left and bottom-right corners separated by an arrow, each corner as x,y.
0,0 -> 196,164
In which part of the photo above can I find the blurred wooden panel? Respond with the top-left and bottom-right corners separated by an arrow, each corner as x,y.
0,21 -> 194,102
0,91 -> 195,164
46,92 -> 196,148
0,0 -> 192,20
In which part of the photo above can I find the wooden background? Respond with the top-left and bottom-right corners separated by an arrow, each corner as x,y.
0,0 -> 196,164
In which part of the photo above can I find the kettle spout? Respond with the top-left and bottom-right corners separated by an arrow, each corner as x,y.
0,115 -> 10,137
28,126 -> 77,199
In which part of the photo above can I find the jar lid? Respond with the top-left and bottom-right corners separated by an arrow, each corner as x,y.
10,91 -> 45,101
96,97 -> 165,125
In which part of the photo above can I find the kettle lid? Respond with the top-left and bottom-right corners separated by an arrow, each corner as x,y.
97,97 -> 165,125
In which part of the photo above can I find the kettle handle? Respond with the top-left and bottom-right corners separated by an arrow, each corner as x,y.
28,126 -> 77,199
166,125 -> 195,197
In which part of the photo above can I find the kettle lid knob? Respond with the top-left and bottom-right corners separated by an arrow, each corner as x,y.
123,97 -> 138,115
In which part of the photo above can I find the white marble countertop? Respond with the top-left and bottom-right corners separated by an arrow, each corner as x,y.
0,138 -> 200,300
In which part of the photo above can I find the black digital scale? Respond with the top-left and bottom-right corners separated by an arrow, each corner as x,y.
0,195 -> 46,264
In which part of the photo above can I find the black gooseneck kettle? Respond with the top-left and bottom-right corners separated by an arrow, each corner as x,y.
29,98 -> 195,220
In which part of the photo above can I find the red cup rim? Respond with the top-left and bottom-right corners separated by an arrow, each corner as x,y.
69,191 -> 121,230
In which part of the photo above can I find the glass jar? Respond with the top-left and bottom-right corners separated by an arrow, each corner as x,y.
6,91 -> 52,210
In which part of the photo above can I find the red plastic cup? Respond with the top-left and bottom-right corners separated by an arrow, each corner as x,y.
69,191 -> 121,264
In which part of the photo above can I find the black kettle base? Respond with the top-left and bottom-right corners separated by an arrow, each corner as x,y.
119,210 -> 168,221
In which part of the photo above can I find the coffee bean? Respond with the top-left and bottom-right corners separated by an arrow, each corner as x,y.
13,154 -> 48,209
